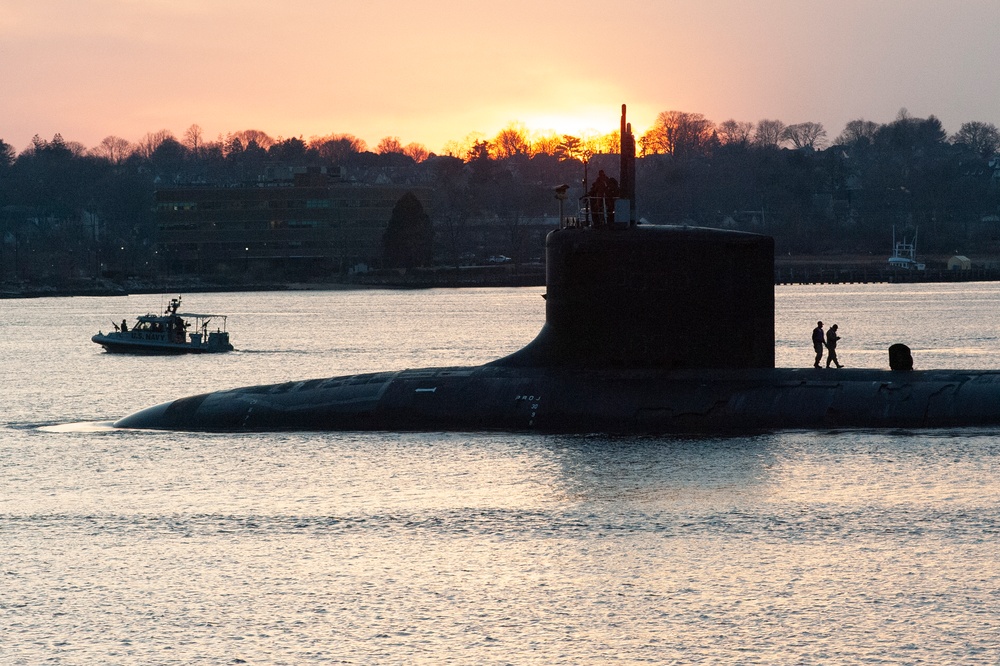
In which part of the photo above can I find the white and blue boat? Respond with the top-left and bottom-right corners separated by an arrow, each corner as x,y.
92,296 -> 233,354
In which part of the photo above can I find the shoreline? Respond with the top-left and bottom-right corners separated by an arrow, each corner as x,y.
4,256 -> 1000,298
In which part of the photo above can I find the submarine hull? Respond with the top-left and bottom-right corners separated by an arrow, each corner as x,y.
114,367 -> 1000,433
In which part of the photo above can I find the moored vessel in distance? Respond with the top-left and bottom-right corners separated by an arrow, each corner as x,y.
92,296 -> 234,354
888,226 -> 925,270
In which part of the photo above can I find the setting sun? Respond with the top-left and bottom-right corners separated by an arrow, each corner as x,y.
520,112 -> 623,140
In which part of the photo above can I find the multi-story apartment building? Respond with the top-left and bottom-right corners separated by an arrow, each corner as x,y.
155,167 -> 429,278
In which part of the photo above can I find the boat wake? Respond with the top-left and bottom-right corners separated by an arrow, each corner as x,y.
37,421 -> 119,433
235,349 -> 316,355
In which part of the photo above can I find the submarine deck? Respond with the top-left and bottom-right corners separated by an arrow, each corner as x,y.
113,365 -> 1000,434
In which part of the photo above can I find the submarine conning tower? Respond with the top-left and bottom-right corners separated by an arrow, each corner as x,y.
492,104 -> 774,370
491,225 -> 775,369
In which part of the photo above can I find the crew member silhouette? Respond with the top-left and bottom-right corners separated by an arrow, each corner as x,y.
826,324 -> 843,368
588,170 -> 610,227
606,176 -> 620,225
812,321 -> 825,368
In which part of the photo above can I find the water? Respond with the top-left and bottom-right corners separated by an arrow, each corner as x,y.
3,284 -> 1000,664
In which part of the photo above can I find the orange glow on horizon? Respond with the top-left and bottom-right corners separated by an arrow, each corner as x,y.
518,111 -> 649,142
5,3 -> 1000,161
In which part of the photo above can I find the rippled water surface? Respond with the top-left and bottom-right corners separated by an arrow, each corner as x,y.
3,285 -> 1000,664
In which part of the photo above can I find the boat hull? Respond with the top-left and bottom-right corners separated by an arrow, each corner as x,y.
92,333 -> 232,354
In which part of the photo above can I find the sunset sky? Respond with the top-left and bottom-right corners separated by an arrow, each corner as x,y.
3,0 -> 1000,154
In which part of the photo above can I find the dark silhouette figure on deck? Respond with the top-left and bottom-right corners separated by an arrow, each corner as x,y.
174,317 -> 187,343
888,343 -> 913,371
606,176 -> 620,225
826,324 -> 843,368
121,319 -> 128,333
588,170 -> 610,227
812,321 -> 825,368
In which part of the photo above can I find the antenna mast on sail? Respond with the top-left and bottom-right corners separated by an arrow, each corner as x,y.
619,104 -> 637,226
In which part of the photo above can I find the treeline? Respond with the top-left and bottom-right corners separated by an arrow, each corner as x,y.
635,110 -> 1000,258
2,109 -> 1000,284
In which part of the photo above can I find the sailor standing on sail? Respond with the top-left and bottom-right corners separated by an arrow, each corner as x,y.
812,321 -> 825,368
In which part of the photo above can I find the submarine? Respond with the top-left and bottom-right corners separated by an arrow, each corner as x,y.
114,106 -> 1000,434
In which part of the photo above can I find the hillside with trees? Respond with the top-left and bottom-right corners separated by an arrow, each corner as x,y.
2,110 -> 999,290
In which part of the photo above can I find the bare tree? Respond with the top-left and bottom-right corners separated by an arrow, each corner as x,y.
441,132 -> 485,160
835,119 -> 879,146
951,121 -> 1000,157
753,119 -> 786,148
65,140 -> 87,156
91,135 -> 135,164
596,130 -> 621,155
782,122 -> 827,150
136,129 -> 176,159
492,123 -> 531,159
234,129 -> 274,150
717,119 -> 755,147
376,136 -> 404,154
403,142 -> 430,162
580,130 -> 612,157
182,124 -> 204,154
530,131 -> 561,157
309,133 -> 367,161
640,110 -> 714,157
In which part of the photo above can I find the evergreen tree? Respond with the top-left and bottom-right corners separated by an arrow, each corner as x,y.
382,192 -> 433,269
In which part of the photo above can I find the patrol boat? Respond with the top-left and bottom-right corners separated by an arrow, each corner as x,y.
92,296 -> 233,354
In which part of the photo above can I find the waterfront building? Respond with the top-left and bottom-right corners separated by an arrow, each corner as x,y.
155,167 -> 429,279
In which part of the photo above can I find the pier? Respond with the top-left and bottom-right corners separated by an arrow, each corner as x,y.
774,266 -> 1000,285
